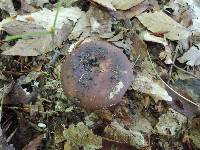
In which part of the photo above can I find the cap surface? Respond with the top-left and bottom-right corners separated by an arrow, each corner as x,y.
61,40 -> 134,109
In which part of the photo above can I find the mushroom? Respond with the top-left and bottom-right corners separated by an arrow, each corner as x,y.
61,40 -> 134,110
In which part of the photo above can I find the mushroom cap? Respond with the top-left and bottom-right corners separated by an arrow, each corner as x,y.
61,40 -> 134,110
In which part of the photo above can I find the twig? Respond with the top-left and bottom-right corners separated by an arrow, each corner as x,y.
173,64 -> 200,79
168,43 -> 180,84
132,54 -> 140,67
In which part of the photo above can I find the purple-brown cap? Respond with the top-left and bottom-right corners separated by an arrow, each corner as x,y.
61,40 -> 134,110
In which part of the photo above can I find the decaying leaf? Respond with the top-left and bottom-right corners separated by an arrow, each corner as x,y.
102,139 -> 137,150
69,13 -> 90,40
16,7 -> 83,31
156,109 -> 187,136
0,71 -> 6,80
112,38 -> 133,53
90,0 -> 144,10
184,0 -> 200,33
63,122 -> 102,149
0,0 -> 16,16
111,0 -> 144,10
89,0 -> 116,11
1,7 -> 82,56
0,128 -> 15,150
23,0 -> 49,7
3,83 -> 38,104
62,0 -> 79,7
189,129 -> 200,149
23,134 -> 45,150
177,44 -> 200,66
2,34 -> 52,56
0,18 -> 13,31
0,92 -> 15,150
112,0 -> 150,19
137,11 -> 191,40
15,7 -> 82,44
159,45 -> 173,64
128,115 -> 153,134
87,6 -> 114,38
17,72 -> 42,85
132,71 -> 172,102
127,31 -> 148,60
2,21 -> 45,35
54,124 -> 65,144
104,121 -> 148,148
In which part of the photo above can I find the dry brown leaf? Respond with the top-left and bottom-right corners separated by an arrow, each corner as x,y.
3,83 -> 38,104
132,71 -> 172,102
127,31 -> 148,60
112,0 -> 150,19
23,134 -> 45,150
2,21 -> 44,35
2,35 -> 52,56
90,0 -> 144,11
68,13 -> 90,40
87,6 -> 114,38
137,11 -> 191,40
16,7 -> 83,31
111,0 -> 144,10
89,0 -> 116,11
104,121 -> 148,148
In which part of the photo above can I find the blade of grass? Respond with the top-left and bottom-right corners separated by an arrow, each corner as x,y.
4,31 -> 51,41
51,0 -> 62,46
52,0 -> 62,31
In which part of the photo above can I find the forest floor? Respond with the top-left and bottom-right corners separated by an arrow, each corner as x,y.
0,0 -> 200,149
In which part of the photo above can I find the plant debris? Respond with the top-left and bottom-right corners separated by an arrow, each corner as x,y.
137,11 -> 191,40
0,0 -> 200,149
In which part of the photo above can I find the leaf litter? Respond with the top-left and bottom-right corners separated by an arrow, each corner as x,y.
0,0 -> 200,149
